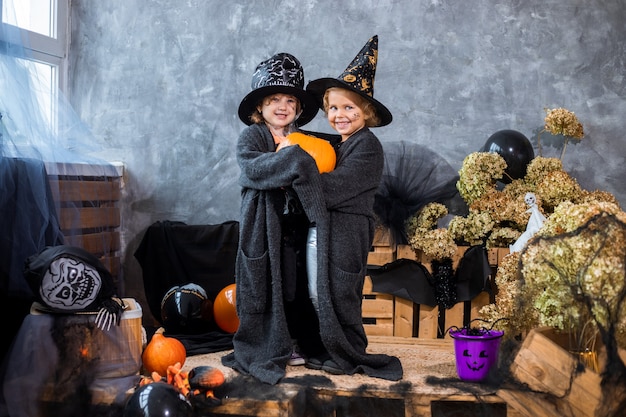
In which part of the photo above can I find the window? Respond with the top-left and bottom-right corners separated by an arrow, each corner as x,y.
1,0 -> 69,126
3,0 -> 55,37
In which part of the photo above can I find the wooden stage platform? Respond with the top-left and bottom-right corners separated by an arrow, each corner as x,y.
182,336 -> 530,417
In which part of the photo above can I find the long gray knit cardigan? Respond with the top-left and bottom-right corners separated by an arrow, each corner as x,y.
222,123 -> 403,384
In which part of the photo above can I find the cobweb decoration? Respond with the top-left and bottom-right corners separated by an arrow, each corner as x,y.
1,5 -> 119,300
1,7 -> 123,416
520,212 -> 626,416
373,141 -> 464,244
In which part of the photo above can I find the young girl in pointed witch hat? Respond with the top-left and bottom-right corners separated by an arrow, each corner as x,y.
301,35 -> 403,379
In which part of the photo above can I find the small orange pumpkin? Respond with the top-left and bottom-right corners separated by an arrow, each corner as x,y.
142,327 -> 187,376
284,132 -> 336,173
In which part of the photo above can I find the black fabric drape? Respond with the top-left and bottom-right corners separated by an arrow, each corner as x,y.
1,157 -> 65,298
134,220 -> 240,354
134,220 -> 239,322
0,157 -> 65,365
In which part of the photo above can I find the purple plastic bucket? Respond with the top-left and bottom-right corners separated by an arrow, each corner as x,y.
449,328 -> 504,382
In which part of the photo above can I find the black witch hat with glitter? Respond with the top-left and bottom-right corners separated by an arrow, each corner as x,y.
238,52 -> 318,126
306,35 -> 392,127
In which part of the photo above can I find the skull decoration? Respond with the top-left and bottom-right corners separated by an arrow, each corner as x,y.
39,256 -> 102,310
524,192 -> 537,207
25,245 -> 117,314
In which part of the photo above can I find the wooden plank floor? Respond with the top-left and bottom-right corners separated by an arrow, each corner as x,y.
183,336 -> 526,417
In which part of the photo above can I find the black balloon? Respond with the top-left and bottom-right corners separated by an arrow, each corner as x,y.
123,383 -> 193,417
161,282 -> 213,334
481,130 -> 534,183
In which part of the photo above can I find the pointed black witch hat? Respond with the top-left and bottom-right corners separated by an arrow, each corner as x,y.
307,35 -> 392,127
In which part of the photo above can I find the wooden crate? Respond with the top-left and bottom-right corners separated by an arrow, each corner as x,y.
46,162 -> 123,286
208,389 -> 304,417
362,276 -> 395,336
507,327 -> 626,417
367,225 -> 397,266
362,275 -> 417,338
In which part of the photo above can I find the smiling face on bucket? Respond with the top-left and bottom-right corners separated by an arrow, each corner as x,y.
325,88 -> 368,141
258,93 -> 301,136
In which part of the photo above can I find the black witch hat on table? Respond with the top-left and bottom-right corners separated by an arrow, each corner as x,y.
307,35 -> 393,127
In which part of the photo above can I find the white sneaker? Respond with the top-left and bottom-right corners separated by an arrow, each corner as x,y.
288,349 -> 306,366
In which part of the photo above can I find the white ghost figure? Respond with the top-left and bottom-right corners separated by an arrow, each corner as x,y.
509,192 -> 546,253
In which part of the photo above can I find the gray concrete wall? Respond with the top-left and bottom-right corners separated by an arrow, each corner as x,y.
68,0 -> 626,323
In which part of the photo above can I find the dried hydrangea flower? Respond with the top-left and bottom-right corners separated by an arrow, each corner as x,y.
415,202 -> 448,230
519,210 -> 626,354
404,202 -> 449,245
456,152 -> 506,205
537,107 -> 584,159
538,201 -> 625,237
479,251 -> 538,335
447,210 -> 494,247
544,107 -> 584,139
487,227 -> 522,249
502,178 -> 533,198
409,227 -> 457,261
470,188 -> 529,228
524,156 -> 563,189
579,189 -> 621,207
535,170 -> 583,211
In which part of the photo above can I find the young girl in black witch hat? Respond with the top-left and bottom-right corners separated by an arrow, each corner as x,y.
222,52 -> 329,384
301,35 -> 403,378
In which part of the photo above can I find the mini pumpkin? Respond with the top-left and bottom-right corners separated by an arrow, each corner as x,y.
283,132 -> 336,173
142,327 -> 187,376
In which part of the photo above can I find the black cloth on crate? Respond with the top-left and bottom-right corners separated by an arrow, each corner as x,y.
0,157 -> 65,299
134,220 -> 239,353
0,157 -> 65,365
367,246 -> 492,307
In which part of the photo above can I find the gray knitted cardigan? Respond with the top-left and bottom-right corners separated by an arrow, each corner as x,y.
222,123 -> 403,384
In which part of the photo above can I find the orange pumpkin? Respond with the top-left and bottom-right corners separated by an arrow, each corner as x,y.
284,132 -> 336,173
141,327 -> 186,376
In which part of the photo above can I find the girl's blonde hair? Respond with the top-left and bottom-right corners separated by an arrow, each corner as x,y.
322,87 -> 381,127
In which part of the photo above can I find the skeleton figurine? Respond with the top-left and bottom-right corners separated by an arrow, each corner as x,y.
509,192 -> 546,253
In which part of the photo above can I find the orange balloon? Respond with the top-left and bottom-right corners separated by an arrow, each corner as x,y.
213,284 -> 239,333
